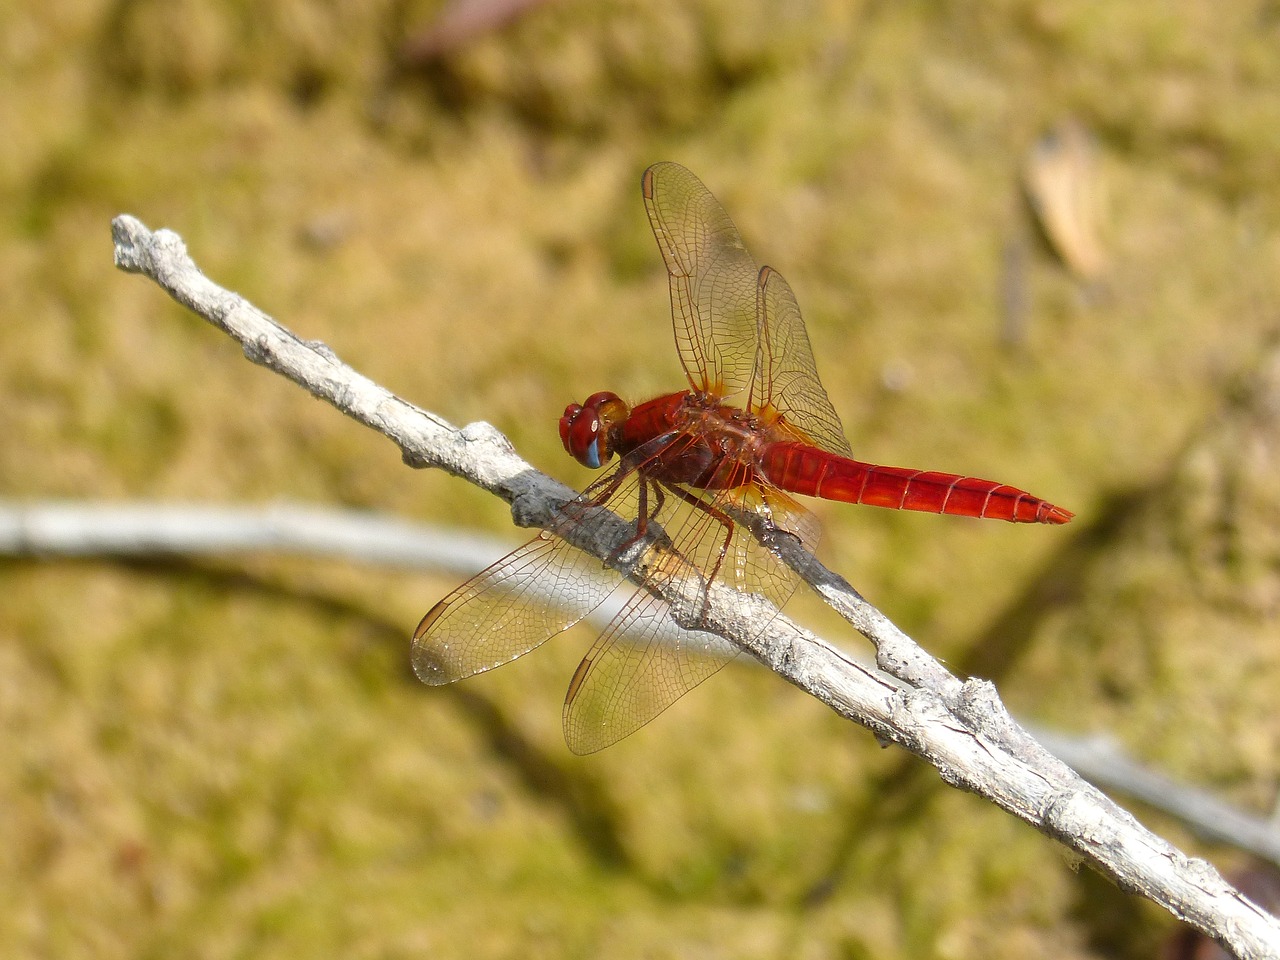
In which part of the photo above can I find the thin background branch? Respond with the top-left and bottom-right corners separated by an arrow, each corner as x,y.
110,214 -> 1280,959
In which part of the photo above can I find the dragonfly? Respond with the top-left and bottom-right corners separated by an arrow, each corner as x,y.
414,161 -> 1072,754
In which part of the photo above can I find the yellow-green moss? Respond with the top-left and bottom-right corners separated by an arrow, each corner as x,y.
3,2 -> 1279,958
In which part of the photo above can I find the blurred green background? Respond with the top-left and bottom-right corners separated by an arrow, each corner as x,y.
3,1 -> 1279,957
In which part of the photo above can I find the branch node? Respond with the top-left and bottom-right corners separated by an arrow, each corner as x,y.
460,421 -> 512,450
511,486 -> 563,530
241,335 -> 270,365
400,447 -> 431,470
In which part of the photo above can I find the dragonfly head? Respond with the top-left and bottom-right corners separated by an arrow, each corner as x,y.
560,391 -> 629,470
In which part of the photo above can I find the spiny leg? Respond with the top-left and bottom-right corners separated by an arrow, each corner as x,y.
658,480 -> 739,618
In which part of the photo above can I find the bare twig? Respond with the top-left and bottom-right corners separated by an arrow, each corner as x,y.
0,498 -> 639,632
111,214 -> 1280,958
7,496 -> 1280,871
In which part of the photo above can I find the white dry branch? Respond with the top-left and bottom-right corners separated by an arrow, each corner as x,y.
110,214 -> 1280,959
6,497 -> 1280,870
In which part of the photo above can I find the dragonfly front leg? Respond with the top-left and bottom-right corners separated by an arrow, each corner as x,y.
610,475 -> 666,560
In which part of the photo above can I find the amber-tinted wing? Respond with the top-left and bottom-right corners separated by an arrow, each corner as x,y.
412,526 -> 622,686
751,265 -> 853,457
562,586 -> 737,754
561,458 -> 821,753
642,161 -> 761,398
643,162 -> 852,456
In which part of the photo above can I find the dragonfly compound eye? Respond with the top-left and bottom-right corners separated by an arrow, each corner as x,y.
559,403 -> 583,453
560,392 -> 629,469
560,402 -> 605,469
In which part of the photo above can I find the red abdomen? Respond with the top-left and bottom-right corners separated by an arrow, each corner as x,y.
759,442 -> 1072,524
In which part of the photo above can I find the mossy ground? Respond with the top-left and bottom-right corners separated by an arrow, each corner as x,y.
3,2 -> 1279,957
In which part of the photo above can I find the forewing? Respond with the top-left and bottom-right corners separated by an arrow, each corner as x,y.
751,265 -> 853,457
642,161 -> 761,398
412,529 -> 622,685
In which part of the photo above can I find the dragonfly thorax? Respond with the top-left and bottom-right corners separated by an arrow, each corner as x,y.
671,395 -> 775,475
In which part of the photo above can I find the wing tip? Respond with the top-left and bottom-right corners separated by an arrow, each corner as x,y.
411,600 -> 458,685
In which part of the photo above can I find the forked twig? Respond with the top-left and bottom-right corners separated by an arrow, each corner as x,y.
110,214 -> 1280,959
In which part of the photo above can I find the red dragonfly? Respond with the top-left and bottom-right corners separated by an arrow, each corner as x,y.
414,161 -> 1072,754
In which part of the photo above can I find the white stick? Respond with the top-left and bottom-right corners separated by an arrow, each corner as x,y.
111,215 -> 1280,959
0,499 -> 509,571
6,496 -> 1279,870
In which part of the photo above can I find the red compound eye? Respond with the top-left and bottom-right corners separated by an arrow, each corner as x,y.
558,392 -> 626,469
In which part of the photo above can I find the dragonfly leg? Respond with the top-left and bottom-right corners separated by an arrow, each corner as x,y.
658,481 -> 737,619
544,469 -> 652,577
610,476 -> 667,561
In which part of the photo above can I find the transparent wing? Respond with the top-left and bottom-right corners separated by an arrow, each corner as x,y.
411,527 -> 623,685
642,161 -> 761,398
642,163 -> 852,456
561,460 -> 821,754
751,265 -> 853,457
562,587 -> 737,755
